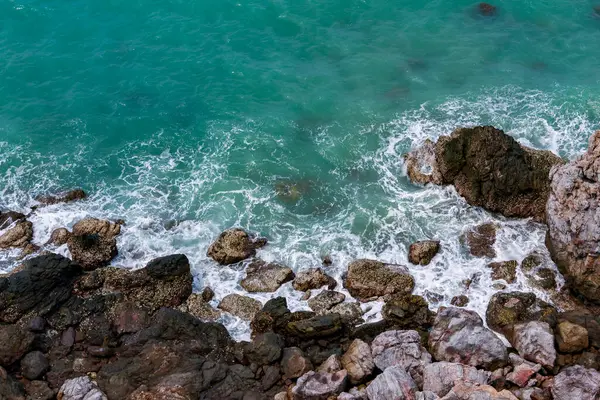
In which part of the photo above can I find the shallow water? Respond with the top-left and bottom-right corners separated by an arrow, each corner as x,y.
1,0 -> 600,339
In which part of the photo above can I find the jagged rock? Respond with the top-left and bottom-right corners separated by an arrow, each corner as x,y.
512,321 -> 556,368
286,314 -> 343,339
371,330 -> 432,387
179,293 -> 221,321
556,321 -> 589,353
488,260 -> 517,283
416,392 -> 439,400
0,253 -> 83,323
366,365 -> 417,400
485,292 -> 557,338
505,354 -> 541,388
341,339 -> 374,384
343,259 -> 414,301
20,351 -> 49,380
291,370 -> 348,400
423,362 -> 490,397
404,139 -> 443,185
329,302 -> 364,325
282,347 -> 313,379
58,376 -> 107,400
0,210 -> 25,229
443,382 -> 517,399
218,294 -> 262,321
463,223 -> 497,258
450,295 -> 469,307
207,228 -> 267,265
67,218 -> 120,270
429,307 -> 507,370
382,294 -> 433,330
0,219 -> 33,249
408,240 -> 441,266
552,365 -> 600,400
292,268 -> 335,291
308,291 -> 345,313
317,354 -> 342,373
240,259 -> 295,292
546,131 -> 600,302
36,189 -> 86,205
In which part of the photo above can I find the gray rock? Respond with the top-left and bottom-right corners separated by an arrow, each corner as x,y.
341,339 -> 374,384
218,293 -> 262,321
292,268 -> 335,291
442,382 -> 518,399
28,316 -> 46,333
207,228 -> 267,265
282,347 -> 313,379
371,330 -> 432,387
343,259 -> 415,301
546,131 -> 600,302
240,259 -> 295,292
366,365 -> 418,400
57,376 -> 108,400
291,370 -> 348,400
416,392 -> 440,400
0,365 -> 25,400
423,362 -> 489,397
20,351 -> 49,380
552,365 -> 600,400
511,321 -> 556,368
428,307 -> 508,370
308,291 -> 345,313
317,354 -> 342,373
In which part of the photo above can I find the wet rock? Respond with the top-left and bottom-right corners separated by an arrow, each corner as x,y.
463,223 -> 497,258
556,321 -> 589,353
423,362 -> 490,397
408,240 -> 440,266
505,354 -> 541,388
512,321 -> 556,368
0,366 -> 26,400
0,210 -> 26,229
371,330 -> 432,387
485,292 -> 557,338
246,332 -> 284,365
451,295 -> 469,307
292,268 -> 335,291
552,365 -> 600,400
282,347 -> 314,379
180,293 -> 221,321
329,302 -> 364,325
0,219 -> 33,249
35,189 -> 86,205
286,314 -> 343,339
241,259 -> 295,292
274,180 -> 310,204
429,307 -> 508,370
0,324 -> 34,366
488,260 -> 517,283
0,254 -> 82,323
47,228 -> 71,246
341,339 -> 374,384
24,380 -> 54,400
404,139 -> 443,185
308,290 -> 345,313
57,376 -> 107,400
111,302 -> 150,334
443,382 -> 518,399
366,365 -> 417,400
382,294 -> 433,330
67,218 -> 121,270
343,259 -> 415,301
21,351 -> 49,380
322,255 -> 333,266
546,131 -> 600,302
317,354 -> 342,373
218,294 -> 262,321
207,228 -> 267,265
478,2 -> 497,16
291,370 -> 348,400
201,286 -> 215,302
558,310 -> 600,348
520,252 -> 557,290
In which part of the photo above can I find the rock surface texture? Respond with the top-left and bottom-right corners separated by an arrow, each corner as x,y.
343,259 -> 414,301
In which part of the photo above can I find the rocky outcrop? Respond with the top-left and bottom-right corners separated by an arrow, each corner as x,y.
406,126 -> 563,221
343,259 -> 414,301
366,365 -> 417,400
292,268 -> 335,291
67,218 -> 121,270
552,365 -> 600,400
485,292 -> 556,338
240,259 -> 295,292
423,362 -> 490,397
488,260 -> 517,283
35,189 -> 87,205
428,307 -> 507,370
207,228 -> 267,265
546,131 -> 600,302
0,218 -> 33,249
408,240 -> 440,266
218,293 -> 262,321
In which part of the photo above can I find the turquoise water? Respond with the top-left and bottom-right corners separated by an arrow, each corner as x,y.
2,0 -> 600,338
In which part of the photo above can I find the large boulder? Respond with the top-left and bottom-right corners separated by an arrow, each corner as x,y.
67,218 -> 121,270
343,259 -> 415,301
428,307 -> 508,370
0,253 -> 83,323
408,240 -> 440,266
218,294 -> 262,321
292,268 -> 335,291
0,219 -> 33,249
366,365 -> 418,400
341,339 -> 374,384
552,365 -> 600,400
485,292 -> 557,338
546,131 -> 600,302
240,259 -> 295,292
462,222 -> 497,258
382,294 -> 433,330
308,291 -> 345,313
207,228 -> 267,265
511,321 -> 556,368
422,362 -> 490,397
556,321 -> 589,353
406,126 -> 562,221
291,370 -> 348,400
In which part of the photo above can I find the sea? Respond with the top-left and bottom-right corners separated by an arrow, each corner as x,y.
1,0 -> 600,340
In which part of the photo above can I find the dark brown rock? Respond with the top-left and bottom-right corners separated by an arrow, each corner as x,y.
0,325 -> 34,366
463,222 -> 497,258
286,314 -> 343,339
486,292 -> 557,338
201,286 -> 215,302
408,240 -> 440,266
35,189 -> 86,205
20,351 -> 49,380
67,218 -> 121,270
488,260 -> 517,283
281,347 -> 313,379
207,228 -> 267,265
382,294 -> 433,329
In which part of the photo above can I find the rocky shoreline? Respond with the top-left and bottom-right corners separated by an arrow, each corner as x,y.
1,126 -> 600,399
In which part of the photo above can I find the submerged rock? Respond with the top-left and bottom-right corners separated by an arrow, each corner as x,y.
463,222 -> 497,258
478,2 -> 497,16
35,189 -> 87,205
450,295 -> 469,307
546,131 -> 600,302
207,228 -> 267,265
240,259 -> 295,292
343,259 -> 414,301
408,240 -> 440,266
